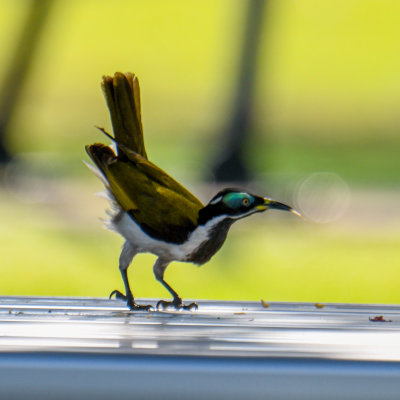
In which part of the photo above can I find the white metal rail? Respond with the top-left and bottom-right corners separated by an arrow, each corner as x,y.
0,296 -> 399,399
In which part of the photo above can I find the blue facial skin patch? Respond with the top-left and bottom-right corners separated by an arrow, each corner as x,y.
223,192 -> 254,209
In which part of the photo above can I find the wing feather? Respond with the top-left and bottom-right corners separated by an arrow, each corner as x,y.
85,143 -> 204,243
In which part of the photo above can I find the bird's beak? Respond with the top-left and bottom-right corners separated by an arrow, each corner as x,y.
257,198 -> 302,217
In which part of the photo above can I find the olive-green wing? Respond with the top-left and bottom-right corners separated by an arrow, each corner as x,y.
86,144 -> 204,244
101,72 -> 147,159
115,143 -> 203,208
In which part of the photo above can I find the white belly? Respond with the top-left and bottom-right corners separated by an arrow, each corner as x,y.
113,212 -> 225,262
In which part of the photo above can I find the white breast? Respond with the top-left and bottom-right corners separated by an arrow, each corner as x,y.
113,212 -> 225,262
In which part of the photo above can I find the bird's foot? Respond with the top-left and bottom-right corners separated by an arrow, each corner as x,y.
156,298 -> 198,311
109,290 -> 153,311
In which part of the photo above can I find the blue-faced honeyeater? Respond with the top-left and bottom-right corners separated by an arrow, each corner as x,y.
86,72 -> 299,311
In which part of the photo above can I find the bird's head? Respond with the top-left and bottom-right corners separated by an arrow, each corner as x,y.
198,188 -> 300,225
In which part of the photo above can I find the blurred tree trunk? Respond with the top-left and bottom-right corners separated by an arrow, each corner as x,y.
0,0 -> 54,164
212,0 -> 266,183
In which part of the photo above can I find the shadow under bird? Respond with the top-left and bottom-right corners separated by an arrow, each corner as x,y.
86,72 -> 300,311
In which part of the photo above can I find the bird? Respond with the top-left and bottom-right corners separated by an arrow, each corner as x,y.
86,72 -> 300,311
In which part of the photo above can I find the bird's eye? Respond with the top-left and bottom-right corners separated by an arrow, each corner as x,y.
222,192 -> 253,209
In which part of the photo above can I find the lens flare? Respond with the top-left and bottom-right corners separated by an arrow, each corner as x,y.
295,172 -> 351,223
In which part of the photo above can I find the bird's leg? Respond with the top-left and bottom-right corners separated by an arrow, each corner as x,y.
153,258 -> 198,311
109,242 -> 152,311
109,269 -> 152,311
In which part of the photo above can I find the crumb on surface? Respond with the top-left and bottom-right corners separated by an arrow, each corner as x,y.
261,299 -> 270,308
369,315 -> 392,322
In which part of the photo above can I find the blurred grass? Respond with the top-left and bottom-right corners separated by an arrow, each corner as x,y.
1,186 -> 400,304
0,0 -> 399,303
7,136 -> 400,188
251,138 -> 400,187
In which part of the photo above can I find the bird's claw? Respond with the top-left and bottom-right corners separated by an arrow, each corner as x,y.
156,299 -> 198,311
109,290 -> 153,311
182,302 -> 198,311
109,290 -> 126,301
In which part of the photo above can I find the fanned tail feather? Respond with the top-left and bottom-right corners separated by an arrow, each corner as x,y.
101,72 -> 147,159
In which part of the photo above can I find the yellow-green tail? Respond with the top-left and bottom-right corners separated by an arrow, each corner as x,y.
101,72 -> 148,159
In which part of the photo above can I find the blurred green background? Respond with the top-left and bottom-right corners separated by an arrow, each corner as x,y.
0,0 -> 399,304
